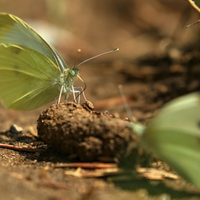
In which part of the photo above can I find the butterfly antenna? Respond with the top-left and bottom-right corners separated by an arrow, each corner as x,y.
186,19 -> 200,27
73,49 -> 82,68
74,48 -> 119,101
76,48 -> 119,68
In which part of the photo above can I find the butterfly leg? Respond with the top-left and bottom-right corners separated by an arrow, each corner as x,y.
73,86 -> 87,102
76,90 -> 81,104
72,88 -> 81,104
57,85 -> 64,107
71,86 -> 78,103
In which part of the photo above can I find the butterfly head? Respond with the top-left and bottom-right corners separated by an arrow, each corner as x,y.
62,67 -> 80,86
69,67 -> 80,78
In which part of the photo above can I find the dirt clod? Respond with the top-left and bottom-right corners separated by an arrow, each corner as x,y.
37,102 -> 136,161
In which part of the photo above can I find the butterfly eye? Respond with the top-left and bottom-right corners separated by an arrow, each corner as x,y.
69,69 -> 76,76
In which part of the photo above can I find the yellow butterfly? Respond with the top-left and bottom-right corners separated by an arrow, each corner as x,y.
0,13 -> 83,110
131,92 -> 200,188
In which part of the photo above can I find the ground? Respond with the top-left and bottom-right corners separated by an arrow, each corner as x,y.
0,0 -> 200,199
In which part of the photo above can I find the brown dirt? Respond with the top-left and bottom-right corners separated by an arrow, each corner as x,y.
0,0 -> 200,199
37,101 -> 133,162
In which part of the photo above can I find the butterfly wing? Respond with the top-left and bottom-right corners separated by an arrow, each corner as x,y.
144,93 -> 200,137
0,13 -> 67,72
0,44 -> 61,110
146,129 -> 200,187
142,92 -> 200,187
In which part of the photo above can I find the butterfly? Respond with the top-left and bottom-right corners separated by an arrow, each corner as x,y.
0,13 -> 83,110
130,92 -> 200,187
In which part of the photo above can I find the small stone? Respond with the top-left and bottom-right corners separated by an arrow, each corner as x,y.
9,124 -> 23,134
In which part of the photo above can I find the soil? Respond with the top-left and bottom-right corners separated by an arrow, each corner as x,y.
37,101 -> 133,162
0,0 -> 200,199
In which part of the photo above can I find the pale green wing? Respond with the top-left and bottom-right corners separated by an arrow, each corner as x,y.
0,44 -> 61,110
0,13 -> 68,72
145,92 -> 200,137
142,92 -> 200,187
145,129 -> 200,188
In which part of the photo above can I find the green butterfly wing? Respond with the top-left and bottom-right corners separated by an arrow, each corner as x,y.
144,93 -> 200,137
146,129 -> 200,187
0,44 -> 61,110
145,93 -> 200,137
142,92 -> 200,187
0,13 -> 67,72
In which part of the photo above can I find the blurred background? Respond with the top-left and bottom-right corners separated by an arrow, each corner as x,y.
0,0 -> 198,60
0,0 -> 200,129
